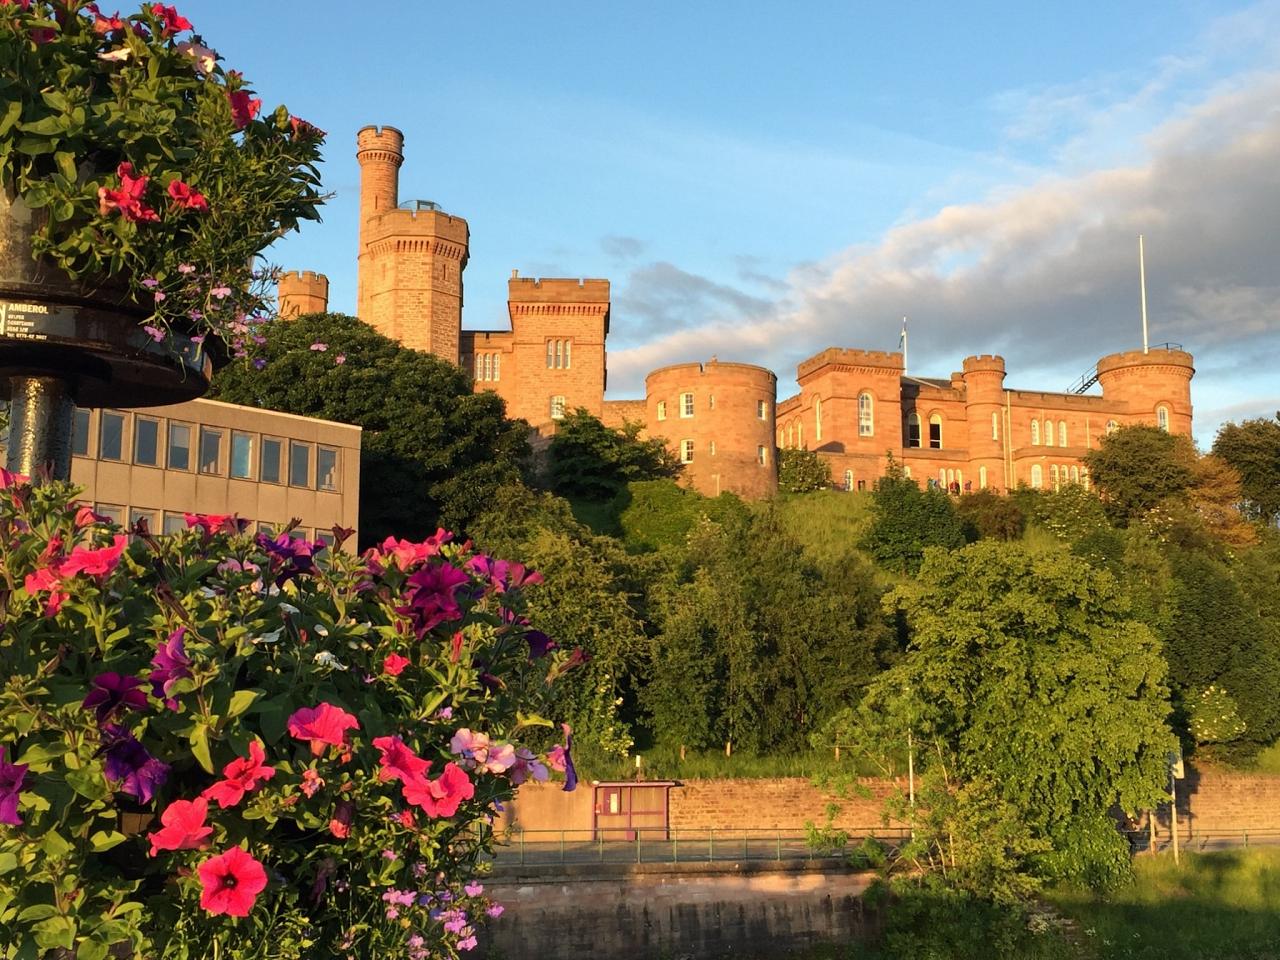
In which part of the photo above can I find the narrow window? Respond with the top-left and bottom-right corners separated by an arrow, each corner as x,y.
992,412 -> 999,441
979,465 -> 988,489
681,393 -> 694,418
1071,465 -> 1080,483
680,439 -> 694,463
289,441 -> 311,488
1031,464 -> 1043,489
72,408 -> 91,456
797,421 -> 803,447
1045,420 -> 1055,447
231,432 -> 253,479
928,414 -> 942,449
550,395 -> 566,420
260,437 -> 282,483
546,341 -> 555,368
1106,420 -> 1118,434
858,393 -> 874,436
492,353 -> 500,381
1051,464 -> 1060,490
1059,421 -> 1067,447
134,417 -> 159,466
786,424 -> 793,448
555,340 -> 564,369
844,469 -> 853,491
904,466 -> 912,479
815,397 -> 823,441
317,446 -> 339,491
709,440 -> 716,456
199,427 -> 222,475
1031,420 -> 1040,445
656,400 -> 667,421
1157,405 -> 1169,431
100,411 -> 125,461
757,400 -> 767,420
475,354 -> 483,380
564,340 -> 571,369
167,422 -> 191,471
907,413 -> 921,448
757,445 -> 768,466
709,394 -> 715,410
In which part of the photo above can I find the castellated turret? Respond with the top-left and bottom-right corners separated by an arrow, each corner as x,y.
646,360 -> 777,500
276,270 -> 330,319
1096,347 -> 1194,435
962,354 -> 1007,486
356,125 -> 469,362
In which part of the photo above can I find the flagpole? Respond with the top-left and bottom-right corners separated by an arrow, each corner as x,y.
901,317 -> 908,374
1139,235 -> 1149,354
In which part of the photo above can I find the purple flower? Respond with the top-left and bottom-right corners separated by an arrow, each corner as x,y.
210,285 -> 232,299
149,627 -> 192,711
457,935 -> 478,951
142,277 -> 160,289
257,532 -> 322,585
486,903 -> 505,918
82,673 -> 148,724
309,341 -> 327,352
177,263 -> 195,274
142,325 -> 165,343
442,909 -> 468,934
190,334 -> 205,345
252,358 -> 267,370
547,723 -> 578,793
397,563 -> 469,637
334,354 -> 346,364
524,629 -> 555,660
100,725 -> 169,803
0,745 -> 29,826
464,881 -> 483,897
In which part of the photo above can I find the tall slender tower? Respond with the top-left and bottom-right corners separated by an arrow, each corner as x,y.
355,125 -> 469,362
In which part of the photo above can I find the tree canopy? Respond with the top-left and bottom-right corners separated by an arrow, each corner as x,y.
778,447 -> 833,494
1213,413 -> 1280,526
1082,425 -> 1193,524
543,409 -> 681,502
861,457 -> 967,572
210,313 -> 530,547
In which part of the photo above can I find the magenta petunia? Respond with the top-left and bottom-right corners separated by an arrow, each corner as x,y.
0,745 -> 28,826
287,703 -> 359,757
83,673 -> 148,724
100,725 -> 170,804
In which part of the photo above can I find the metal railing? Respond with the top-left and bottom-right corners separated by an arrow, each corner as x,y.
1125,826 -> 1280,855
489,827 -> 911,867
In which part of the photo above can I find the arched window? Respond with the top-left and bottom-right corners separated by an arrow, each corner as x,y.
1051,464 -> 1060,490
1157,405 -> 1170,431
1082,468 -> 1091,490
786,423 -> 793,448
555,340 -> 564,369
928,414 -> 942,449
797,421 -> 804,448
859,393 -> 874,436
1045,419 -> 1055,447
992,412 -> 999,440
483,354 -> 493,382
844,469 -> 853,491
546,340 -> 555,369
1106,420 -> 1118,434
1030,464 -> 1043,489
946,469 -> 955,487
939,469 -> 946,486
1031,420 -> 1040,445
564,340 -> 571,369
907,412 -> 921,448
815,397 -> 823,441
1071,465 -> 1079,483
474,354 -> 483,380
1058,421 -> 1066,447
979,465 -> 988,489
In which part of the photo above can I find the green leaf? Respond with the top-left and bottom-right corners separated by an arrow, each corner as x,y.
229,689 -> 259,718
0,100 -> 21,138
66,767 -> 110,802
76,940 -> 108,960
0,851 -> 16,875
190,724 -> 214,774
16,904 -> 58,922
39,832 -> 72,859
33,914 -> 76,950
89,830 -> 127,853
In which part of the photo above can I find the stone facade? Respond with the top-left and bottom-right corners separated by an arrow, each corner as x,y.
278,122 -> 1198,502
777,346 -> 1195,493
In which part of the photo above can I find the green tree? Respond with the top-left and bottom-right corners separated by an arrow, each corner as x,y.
954,489 -> 1026,541
1082,424 -> 1193,525
778,447 -> 832,493
545,409 -> 681,501
616,479 -> 750,553
862,457 -> 966,573
857,542 -> 1173,893
1212,414 -> 1280,526
210,314 -> 529,546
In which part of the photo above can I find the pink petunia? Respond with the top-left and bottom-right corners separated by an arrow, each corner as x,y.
202,740 -> 276,808
148,796 -> 213,856
286,703 -> 359,757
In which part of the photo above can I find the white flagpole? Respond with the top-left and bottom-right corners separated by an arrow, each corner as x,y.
1139,235 -> 1149,354
900,316 -> 908,373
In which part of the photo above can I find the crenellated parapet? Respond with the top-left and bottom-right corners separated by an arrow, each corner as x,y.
276,270 -> 329,318
796,347 -> 904,383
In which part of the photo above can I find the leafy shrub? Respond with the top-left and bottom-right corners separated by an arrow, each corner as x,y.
0,474 -> 576,958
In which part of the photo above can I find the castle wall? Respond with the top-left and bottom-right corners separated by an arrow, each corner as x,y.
646,360 -> 777,500
276,270 -> 329,318
602,399 -> 647,430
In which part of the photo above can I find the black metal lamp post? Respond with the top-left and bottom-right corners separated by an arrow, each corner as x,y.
0,191 -> 212,480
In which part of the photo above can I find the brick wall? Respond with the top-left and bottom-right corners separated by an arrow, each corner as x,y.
668,777 -> 907,832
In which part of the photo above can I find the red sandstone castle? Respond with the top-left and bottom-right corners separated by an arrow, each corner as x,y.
277,125 -> 1195,501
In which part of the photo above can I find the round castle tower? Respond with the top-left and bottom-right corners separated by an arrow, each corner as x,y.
1096,347 -> 1194,435
646,360 -> 777,500
356,125 -> 469,362
276,271 -> 329,319
962,354 -> 1007,490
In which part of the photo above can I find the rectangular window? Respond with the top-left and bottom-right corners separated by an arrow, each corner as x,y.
199,427 -> 222,475
546,340 -> 555,369
492,353 -> 501,381
680,439 -> 694,463
162,512 -> 187,536
134,417 -> 159,466
94,503 -> 124,525
260,437 -> 282,484
100,411 -> 125,461
756,400 -> 767,420
167,422 -> 191,471
656,400 -> 667,421
757,445 -> 768,466
929,419 -> 942,449
128,508 -> 157,538
314,529 -> 336,549
256,521 -> 275,537
288,527 -> 311,542
317,446 -> 339,491
550,396 -> 566,420
72,408 -> 91,456
680,393 -> 694,418
231,432 -> 253,479
289,441 -> 311,488
564,340 -> 571,369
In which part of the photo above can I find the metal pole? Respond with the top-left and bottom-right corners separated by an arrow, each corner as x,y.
1170,771 -> 1180,866
907,727 -> 915,809
1139,235 -> 1150,354
6,375 -> 76,480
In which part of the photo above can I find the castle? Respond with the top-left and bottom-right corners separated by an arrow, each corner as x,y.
277,125 -> 1195,501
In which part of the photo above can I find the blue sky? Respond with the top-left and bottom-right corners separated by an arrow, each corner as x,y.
182,1 -> 1280,445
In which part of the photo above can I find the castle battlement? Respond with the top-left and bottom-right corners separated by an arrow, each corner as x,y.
509,275 -> 611,303
797,347 -> 904,381
962,354 -> 1007,374
279,270 -> 327,285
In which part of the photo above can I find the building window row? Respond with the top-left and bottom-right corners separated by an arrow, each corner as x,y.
1031,419 -> 1069,447
474,352 -> 501,382
1029,464 -> 1090,491
97,504 -> 338,547
545,339 -> 572,369
906,412 -> 943,449
73,408 -> 341,491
